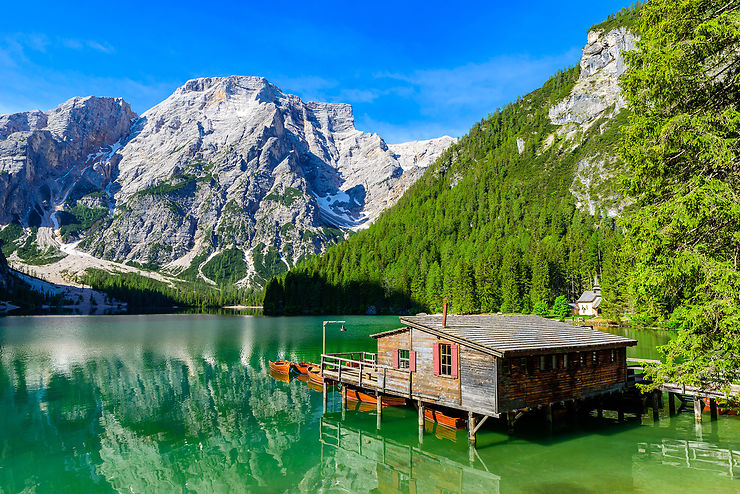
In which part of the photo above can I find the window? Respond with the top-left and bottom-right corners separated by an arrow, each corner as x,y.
540,355 -> 547,371
502,359 -> 510,375
610,349 -> 616,363
592,351 -> 599,366
563,354 -> 569,368
398,349 -> 410,369
520,357 -> 528,374
579,352 -> 587,367
552,354 -> 558,369
439,343 -> 452,376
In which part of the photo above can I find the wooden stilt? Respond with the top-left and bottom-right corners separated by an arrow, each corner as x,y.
418,401 -> 424,427
545,403 -> 553,424
506,412 -> 515,432
668,392 -> 676,416
341,386 -> 347,408
652,391 -> 660,421
322,382 -> 327,414
468,411 -> 477,445
710,398 -> 718,421
376,393 -> 382,429
694,398 -> 704,423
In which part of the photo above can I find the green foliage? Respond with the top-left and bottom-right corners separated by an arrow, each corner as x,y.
590,3 -> 643,33
58,204 -> 108,241
252,244 -> 288,281
619,0 -> 740,391
201,248 -> 248,285
264,187 -> 303,207
552,295 -> 571,320
0,223 -> 23,256
533,301 -> 550,317
81,268 -> 261,308
16,228 -> 66,265
135,174 -> 196,197
265,62 -> 624,315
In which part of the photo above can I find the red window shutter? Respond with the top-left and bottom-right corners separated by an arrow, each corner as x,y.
432,343 -> 439,376
451,344 -> 459,378
409,351 -> 416,372
392,349 -> 399,369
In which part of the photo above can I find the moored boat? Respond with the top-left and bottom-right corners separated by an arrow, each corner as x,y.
295,362 -> 317,375
269,360 -> 296,375
345,388 -> 406,407
424,407 -> 467,429
307,365 -> 323,384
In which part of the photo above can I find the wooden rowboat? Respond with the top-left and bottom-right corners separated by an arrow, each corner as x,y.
345,388 -> 406,407
295,362 -> 317,375
268,360 -> 296,375
424,407 -> 467,429
307,365 -> 324,384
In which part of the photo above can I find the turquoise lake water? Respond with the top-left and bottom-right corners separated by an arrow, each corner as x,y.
0,314 -> 738,493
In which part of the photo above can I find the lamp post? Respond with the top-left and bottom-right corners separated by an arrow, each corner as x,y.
322,320 -> 346,357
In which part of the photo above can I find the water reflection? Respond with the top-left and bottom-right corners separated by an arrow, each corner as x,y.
0,315 -> 738,493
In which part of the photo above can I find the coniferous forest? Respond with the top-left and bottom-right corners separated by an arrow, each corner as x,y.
264,62 -> 627,316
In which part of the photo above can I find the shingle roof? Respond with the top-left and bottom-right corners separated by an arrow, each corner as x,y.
576,290 -> 598,303
397,314 -> 636,357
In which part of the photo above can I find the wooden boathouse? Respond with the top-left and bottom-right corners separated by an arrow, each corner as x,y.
321,313 -> 637,443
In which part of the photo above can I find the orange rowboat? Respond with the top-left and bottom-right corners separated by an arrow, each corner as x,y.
295,362 -> 317,375
424,408 -> 467,429
268,360 -> 296,375
307,365 -> 323,384
345,388 -> 406,407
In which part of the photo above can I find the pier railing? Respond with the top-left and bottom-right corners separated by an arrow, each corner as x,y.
320,353 -> 413,397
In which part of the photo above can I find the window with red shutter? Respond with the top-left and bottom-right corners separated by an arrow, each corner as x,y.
392,349 -> 399,369
432,343 -> 440,376
450,344 -> 458,379
409,350 -> 416,372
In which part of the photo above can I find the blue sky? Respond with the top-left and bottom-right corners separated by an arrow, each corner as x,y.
0,1 -> 633,143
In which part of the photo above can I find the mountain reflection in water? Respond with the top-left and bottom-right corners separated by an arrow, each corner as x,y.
0,314 -> 738,493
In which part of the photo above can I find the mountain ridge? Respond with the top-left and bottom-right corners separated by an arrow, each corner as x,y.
0,76 -> 454,294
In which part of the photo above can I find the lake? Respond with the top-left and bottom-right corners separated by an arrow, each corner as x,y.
0,314 -> 738,493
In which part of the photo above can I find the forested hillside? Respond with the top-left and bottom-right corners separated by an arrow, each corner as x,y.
264,29 -> 635,315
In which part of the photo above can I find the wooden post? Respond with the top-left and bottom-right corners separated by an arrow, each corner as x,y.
545,404 -> 553,425
418,401 -> 424,444
652,391 -> 660,421
668,392 -> 676,416
506,412 -> 515,432
376,393 -> 382,429
694,398 -> 703,423
710,398 -> 718,421
468,411 -> 476,445
341,386 -> 347,407
322,381 -> 328,414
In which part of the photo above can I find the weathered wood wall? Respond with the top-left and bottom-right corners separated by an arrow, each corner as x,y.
460,346 -> 497,414
376,330 -> 410,367
407,328 -> 461,404
498,347 -> 628,411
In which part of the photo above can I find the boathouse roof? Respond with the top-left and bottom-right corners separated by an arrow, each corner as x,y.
378,314 -> 636,357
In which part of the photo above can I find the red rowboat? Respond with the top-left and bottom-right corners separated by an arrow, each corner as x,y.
268,360 -> 295,375
424,408 -> 467,429
345,388 -> 406,407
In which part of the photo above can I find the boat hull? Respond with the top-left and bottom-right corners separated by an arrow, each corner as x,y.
424,408 -> 467,429
346,388 -> 406,407
268,360 -> 295,375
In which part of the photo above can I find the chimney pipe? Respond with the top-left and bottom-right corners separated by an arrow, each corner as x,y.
442,298 -> 449,327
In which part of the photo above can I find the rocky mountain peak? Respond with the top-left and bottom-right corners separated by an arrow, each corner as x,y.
0,75 -> 455,288
549,26 -> 638,126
